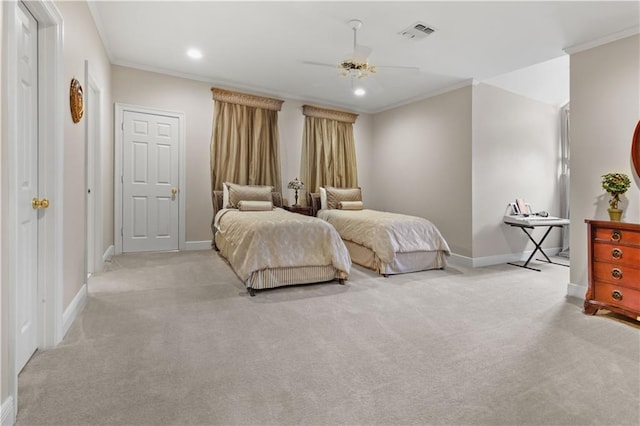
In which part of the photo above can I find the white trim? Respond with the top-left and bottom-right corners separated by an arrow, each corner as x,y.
564,25 -> 640,55
567,282 -> 587,300
1,397 -> 15,426
62,284 -> 87,337
114,103 -> 186,254
448,247 -> 564,269
103,245 -> 115,263
184,241 -> 213,251
2,0 -> 63,417
84,60 -> 104,274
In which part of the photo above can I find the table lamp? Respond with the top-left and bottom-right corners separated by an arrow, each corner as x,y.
287,178 -> 304,207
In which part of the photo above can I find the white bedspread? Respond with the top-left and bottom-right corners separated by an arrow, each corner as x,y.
317,209 -> 450,264
214,208 -> 351,282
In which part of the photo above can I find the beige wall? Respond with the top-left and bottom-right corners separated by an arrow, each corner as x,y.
0,0 -> 5,403
111,66 -> 374,243
569,35 -> 640,289
371,86 -> 473,257
56,1 -> 112,309
472,83 -> 561,259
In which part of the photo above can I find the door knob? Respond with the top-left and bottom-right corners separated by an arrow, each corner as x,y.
171,188 -> 178,195
32,197 -> 50,209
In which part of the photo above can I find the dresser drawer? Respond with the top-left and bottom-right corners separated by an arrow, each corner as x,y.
593,261 -> 640,289
594,227 -> 640,246
593,281 -> 640,312
593,243 -> 640,265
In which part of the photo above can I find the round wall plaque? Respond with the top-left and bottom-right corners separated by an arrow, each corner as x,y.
70,78 -> 84,123
632,120 -> 640,178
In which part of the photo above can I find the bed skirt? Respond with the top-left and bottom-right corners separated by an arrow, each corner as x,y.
343,240 -> 447,275
247,265 -> 341,290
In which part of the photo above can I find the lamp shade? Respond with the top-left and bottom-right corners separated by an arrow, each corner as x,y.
287,178 -> 304,191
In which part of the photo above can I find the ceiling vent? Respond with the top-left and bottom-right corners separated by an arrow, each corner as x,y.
399,22 -> 436,40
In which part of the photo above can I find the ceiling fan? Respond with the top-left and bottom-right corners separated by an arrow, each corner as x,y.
304,19 -> 420,94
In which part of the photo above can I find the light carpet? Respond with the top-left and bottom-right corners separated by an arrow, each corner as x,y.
16,250 -> 640,425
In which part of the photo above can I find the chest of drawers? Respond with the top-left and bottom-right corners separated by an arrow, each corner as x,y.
584,220 -> 640,321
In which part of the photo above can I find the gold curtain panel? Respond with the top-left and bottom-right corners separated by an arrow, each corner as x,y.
302,105 -> 358,124
211,87 -> 284,112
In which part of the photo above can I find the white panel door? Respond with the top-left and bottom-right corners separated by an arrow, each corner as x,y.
122,111 -> 180,252
15,1 -> 39,372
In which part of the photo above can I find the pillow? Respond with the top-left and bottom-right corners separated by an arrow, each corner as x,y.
238,200 -> 273,211
338,201 -> 363,210
222,183 -> 230,210
226,183 -> 273,208
325,186 -> 362,210
319,187 -> 328,210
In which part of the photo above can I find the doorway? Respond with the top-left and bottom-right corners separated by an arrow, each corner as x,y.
2,0 -> 64,419
114,104 -> 186,254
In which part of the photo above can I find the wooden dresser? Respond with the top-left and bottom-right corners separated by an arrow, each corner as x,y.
584,220 -> 640,321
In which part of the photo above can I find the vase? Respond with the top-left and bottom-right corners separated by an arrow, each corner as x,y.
608,208 -> 623,221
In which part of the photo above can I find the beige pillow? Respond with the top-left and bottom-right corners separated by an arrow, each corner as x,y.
338,200 -> 363,210
226,183 -> 273,208
325,186 -> 362,209
238,200 -> 273,211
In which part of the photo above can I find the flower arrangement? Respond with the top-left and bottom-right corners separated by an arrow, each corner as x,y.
601,172 -> 631,210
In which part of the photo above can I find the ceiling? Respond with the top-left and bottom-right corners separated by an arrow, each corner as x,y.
88,1 -> 639,114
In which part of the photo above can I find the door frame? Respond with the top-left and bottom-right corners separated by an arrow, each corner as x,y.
84,60 -> 103,276
1,0 -> 64,417
114,103 -> 186,255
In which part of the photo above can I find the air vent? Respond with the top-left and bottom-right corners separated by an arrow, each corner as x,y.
399,22 -> 436,40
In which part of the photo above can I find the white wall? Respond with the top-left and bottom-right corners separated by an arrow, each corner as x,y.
472,83 -> 561,260
371,86 -> 473,257
111,66 -> 374,243
569,35 -> 640,292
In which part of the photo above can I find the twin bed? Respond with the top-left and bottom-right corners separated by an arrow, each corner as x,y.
213,183 -> 450,295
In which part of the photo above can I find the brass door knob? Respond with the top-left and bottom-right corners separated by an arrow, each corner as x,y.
32,197 -> 50,209
171,188 -> 178,195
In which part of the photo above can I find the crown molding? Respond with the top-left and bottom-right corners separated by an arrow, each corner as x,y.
564,25 -> 639,55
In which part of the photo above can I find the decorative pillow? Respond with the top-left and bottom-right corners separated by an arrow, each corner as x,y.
325,186 -> 362,210
238,200 -> 273,211
338,201 -> 363,210
226,183 -> 273,208
319,187 -> 328,210
222,182 -> 230,210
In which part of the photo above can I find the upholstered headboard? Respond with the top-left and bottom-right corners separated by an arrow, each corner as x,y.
306,192 -> 322,217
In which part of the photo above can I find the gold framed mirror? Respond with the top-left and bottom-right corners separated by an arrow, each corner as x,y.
633,120 -> 640,177
70,78 -> 83,123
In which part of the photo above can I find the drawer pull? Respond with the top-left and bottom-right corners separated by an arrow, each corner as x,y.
611,231 -> 622,242
611,290 -> 623,301
611,248 -> 623,259
611,268 -> 623,279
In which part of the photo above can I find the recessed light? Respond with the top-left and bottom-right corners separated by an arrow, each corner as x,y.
187,48 -> 203,59
354,88 -> 366,97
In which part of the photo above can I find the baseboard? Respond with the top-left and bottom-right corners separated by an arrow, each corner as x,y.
62,284 -> 87,337
103,245 -> 114,262
567,282 -> 586,299
471,247 -> 562,268
447,253 -> 473,268
184,241 -> 212,251
1,396 -> 15,426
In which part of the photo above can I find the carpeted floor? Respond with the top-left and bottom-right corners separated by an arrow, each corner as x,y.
16,250 -> 640,425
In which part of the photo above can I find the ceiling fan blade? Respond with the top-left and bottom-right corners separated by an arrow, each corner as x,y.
352,44 -> 372,62
375,65 -> 421,74
302,60 -> 337,69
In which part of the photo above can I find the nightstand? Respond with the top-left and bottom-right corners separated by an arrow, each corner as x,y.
284,205 -> 312,216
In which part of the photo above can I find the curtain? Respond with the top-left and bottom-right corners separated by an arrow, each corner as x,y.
559,103 -> 570,258
210,88 -> 283,193
300,105 -> 359,194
